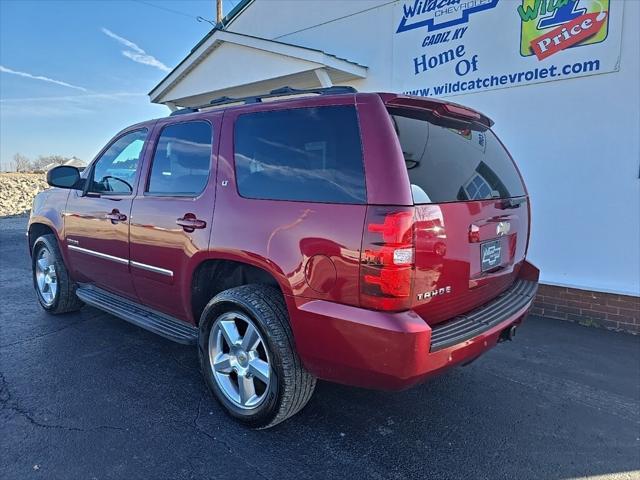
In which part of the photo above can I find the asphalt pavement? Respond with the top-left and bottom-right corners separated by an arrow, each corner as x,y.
1,215 -> 639,480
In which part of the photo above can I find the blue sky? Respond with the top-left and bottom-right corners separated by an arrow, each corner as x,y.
0,0 -> 240,170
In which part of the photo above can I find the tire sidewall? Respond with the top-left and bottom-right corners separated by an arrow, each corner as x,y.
32,236 -> 62,311
199,299 -> 283,427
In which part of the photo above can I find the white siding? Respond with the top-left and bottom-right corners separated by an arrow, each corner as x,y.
217,0 -> 640,295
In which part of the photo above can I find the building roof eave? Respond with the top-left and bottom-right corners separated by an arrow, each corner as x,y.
149,30 -> 367,105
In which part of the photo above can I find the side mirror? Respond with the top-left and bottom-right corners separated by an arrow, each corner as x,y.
46,165 -> 82,189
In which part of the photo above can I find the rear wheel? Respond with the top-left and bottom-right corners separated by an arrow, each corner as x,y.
32,234 -> 83,314
199,284 -> 316,429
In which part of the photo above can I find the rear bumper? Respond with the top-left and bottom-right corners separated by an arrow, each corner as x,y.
288,261 -> 539,390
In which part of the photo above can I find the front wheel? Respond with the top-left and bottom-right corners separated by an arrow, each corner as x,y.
31,234 -> 83,314
198,285 -> 316,429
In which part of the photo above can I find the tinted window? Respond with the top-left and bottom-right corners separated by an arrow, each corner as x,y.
90,129 -> 147,194
234,106 -> 366,203
391,114 -> 526,204
147,121 -> 212,196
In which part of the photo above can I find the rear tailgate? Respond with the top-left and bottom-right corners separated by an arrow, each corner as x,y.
385,96 -> 530,325
413,198 -> 529,325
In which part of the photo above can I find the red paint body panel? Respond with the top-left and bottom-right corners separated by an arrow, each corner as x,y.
128,113 -> 222,321
28,91 -> 539,391
212,100 -> 367,307
355,93 -> 413,206
411,200 -> 529,324
64,191 -> 137,298
287,264 -> 536,390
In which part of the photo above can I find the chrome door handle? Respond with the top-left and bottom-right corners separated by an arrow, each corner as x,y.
106,210 -> 127,223
177,214 -> 206,232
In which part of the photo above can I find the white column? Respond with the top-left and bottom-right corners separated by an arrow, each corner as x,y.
314,68 -> 333,88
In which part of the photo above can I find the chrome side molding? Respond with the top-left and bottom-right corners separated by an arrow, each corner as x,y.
67,245 -> 173,277
67,245 -> 128,265
130,261 -> 174,277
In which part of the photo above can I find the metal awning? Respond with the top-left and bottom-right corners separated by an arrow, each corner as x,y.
148,30 -> 368,110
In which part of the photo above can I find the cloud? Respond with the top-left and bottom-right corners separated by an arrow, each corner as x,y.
0,92 -> 145,103
0,92 -> 151,117
0,65 -> 87,92
101,28 -> 171,73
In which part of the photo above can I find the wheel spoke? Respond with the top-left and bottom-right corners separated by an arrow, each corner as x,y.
238,375 -> 256,405
36,273 -> 46,291
248,358 -> 270,384
213,354 -> 233,373
37,258 -> 48,272
241,324 -> 260,351
219,320 -> 241,346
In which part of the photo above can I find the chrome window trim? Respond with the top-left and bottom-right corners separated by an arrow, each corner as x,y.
67,245 -> 174,277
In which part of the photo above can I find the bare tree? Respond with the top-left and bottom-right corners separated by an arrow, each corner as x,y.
31,155 -> 67,171
12,153 -> 31,172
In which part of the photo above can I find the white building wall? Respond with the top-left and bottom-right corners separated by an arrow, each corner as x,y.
228,0 -> 639,296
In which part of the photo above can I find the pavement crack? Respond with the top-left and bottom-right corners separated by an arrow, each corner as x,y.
168,351 -> 198,373
191,395 -> 271,480
0,369 -> 126,433
0,316 -> 96,349
0,371 -> 10,407
5,403 -> 128,433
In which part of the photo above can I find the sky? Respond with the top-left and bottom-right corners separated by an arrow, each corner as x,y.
0,0 -> 241,171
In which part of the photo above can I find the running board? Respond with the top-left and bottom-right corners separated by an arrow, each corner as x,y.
76,285 -> 198,345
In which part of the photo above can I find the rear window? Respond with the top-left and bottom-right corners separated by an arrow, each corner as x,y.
234,105 -> 366,204
391,113 -> 526,204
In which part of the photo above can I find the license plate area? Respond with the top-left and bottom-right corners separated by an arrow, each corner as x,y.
481,240 -> 502,271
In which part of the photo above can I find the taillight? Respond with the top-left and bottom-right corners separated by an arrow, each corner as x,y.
360,207 -> 415,311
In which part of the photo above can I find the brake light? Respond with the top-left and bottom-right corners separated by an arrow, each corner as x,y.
360,207 -> 415,311
438,103 -> 481,120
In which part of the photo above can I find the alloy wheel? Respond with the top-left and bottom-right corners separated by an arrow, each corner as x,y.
208,311 -> 271,410
35,247 -> 57,306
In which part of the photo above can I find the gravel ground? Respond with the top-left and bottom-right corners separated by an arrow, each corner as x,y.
0,174 -> 49,217
1,216 -> 639,480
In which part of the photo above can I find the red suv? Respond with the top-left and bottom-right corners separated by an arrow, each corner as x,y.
29,87 -> 539,428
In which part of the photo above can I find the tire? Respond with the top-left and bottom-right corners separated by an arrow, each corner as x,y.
31,234 -> 83,314
198,284 -> 316,429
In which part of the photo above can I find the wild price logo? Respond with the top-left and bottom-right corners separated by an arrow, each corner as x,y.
518,0 -> 610,59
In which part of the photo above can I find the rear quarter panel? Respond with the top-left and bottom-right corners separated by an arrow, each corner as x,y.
356,93 -> 413,206
210,97 -> 368,305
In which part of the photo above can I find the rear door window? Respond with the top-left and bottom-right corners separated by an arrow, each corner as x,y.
234,105 -> 366,204
391,113 -> 526,204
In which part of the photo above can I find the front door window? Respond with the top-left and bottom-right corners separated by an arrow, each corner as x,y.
89,129 -> 148,195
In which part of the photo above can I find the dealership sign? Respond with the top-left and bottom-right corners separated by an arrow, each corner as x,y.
392,0 -> 624,97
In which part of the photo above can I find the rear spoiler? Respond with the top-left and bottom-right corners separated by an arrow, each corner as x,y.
379,93 -> 494,131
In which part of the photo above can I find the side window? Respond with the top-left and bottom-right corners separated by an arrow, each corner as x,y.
234,105 -> 366,204
89,129 -> 148,195
147,121 -> 212,196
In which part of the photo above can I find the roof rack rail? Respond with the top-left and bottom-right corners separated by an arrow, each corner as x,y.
169,107 -> 197,116
169,85 -> 357,116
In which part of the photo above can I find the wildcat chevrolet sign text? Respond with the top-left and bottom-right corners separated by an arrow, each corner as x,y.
392,0 -> 624,98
